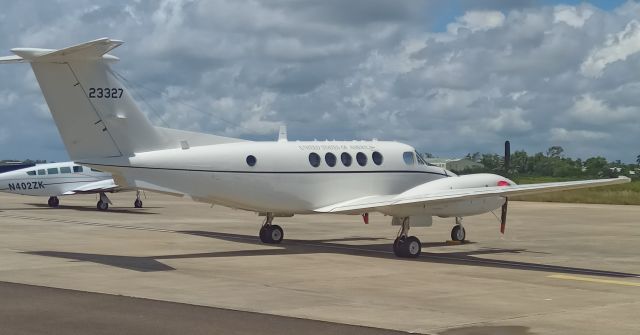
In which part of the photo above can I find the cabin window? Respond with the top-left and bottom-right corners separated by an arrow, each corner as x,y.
308,152 -> 321,167
37,169 -> 45,175
73,166 -> 83,173
26,170 -> 36,176
47,168 -> 59,175
403,152 -> 415,165
356,152 -> 367,166
60,167 -> 71,174
325,152 -> 337,167
246,155 -> 257,167
341,152 -> 352,167
372,151 -> 383,165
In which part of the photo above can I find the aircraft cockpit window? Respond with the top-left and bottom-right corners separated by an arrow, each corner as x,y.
60,167 -> 71,174
341,152 -> 352,167
37,169 -> 45,175
246,155 -> 257,167
372,151 -> 383,165
325,153 -> 337,167
73,166 -> 83,173
356,152 -> 367,166
403,152 -> 415,165
26,170 -> 36,176
47,168 -> 59,175
309,152 -> 321,167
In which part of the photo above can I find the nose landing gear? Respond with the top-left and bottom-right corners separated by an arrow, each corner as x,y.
134,190 -> 143,208
451,217 -> 466,242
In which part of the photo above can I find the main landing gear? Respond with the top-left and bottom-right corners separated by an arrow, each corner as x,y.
259,212 -> 284,244
96,192 -> 111,211
134,190 -> 143,208
392,217 -> 422,258
451,217 -> 466,241
47,196 -> 59,207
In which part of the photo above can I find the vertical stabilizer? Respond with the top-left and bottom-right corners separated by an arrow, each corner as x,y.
2,38 -> 245,161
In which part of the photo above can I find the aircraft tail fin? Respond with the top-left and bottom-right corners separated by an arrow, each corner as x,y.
1,38 -> 243,160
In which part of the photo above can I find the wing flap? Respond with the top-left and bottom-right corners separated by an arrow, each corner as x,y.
69,179 -> 119,194
316,177 -> 630,213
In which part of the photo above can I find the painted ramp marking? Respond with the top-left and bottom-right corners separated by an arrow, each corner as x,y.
548,274 -> 640,287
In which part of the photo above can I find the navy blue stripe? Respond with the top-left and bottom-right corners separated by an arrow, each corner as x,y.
78,162 -> 449,177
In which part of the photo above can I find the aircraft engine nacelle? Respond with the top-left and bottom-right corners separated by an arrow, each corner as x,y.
383,174 -> 514,218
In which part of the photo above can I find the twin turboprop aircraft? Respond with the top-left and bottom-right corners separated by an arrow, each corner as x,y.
0,38 -> 629,258
0,162 -> 143,210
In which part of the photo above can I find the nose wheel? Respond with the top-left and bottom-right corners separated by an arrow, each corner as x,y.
258,213 -> 284,244
392,217 -> 421,258
47,196 -> 59,207
451,217 -> 466,241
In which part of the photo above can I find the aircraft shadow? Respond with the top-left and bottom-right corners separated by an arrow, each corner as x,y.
16,203 -> 161,215
24,230 -> 640,278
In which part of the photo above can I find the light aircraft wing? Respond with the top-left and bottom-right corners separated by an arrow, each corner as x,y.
315,177 -> 630,213
63,179 -> 120,195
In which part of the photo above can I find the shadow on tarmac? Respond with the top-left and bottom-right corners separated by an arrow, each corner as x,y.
8,203 -> 161,214
24,230 -> 640,278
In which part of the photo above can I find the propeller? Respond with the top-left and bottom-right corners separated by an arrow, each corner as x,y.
501,140 -> 510,234
500,198 -> 508,234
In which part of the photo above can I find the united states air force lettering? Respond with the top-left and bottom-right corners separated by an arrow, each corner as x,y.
8,182 -> 45,191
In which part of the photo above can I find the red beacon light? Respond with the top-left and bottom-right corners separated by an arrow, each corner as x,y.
497,180 -> 511,187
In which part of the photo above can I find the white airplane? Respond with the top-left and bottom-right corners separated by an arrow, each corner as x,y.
0,161 -> 143,210
0,38 -> 629,258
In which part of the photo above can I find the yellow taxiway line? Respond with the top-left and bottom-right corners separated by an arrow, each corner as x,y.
548,274 -> 640,287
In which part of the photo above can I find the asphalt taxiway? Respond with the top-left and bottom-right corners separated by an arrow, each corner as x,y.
0,192 -> 638,334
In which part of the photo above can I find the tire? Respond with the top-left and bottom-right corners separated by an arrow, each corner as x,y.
451,225 -> 466,241
269,225 -> 284,244
48,197 -> 59,207
259,226 -> 271,243
393,237 -> 405,257
134,199 -> 143,208
97,200 -> 109,211
404,236 -> 421,258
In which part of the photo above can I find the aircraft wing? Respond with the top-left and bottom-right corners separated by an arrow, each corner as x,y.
315,177 -> 630,214
63,179 -> 121,195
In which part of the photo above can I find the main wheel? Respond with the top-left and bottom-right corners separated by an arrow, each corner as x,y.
268,225 -> 283,244
404,236 -> 421,258
393,237 -> 405,257
393,236 -> 421,258
451,225 -> 466,241
97,200 -> 109,211
48,196 -> 59,207
134,199 -> 143,208
259,225 -> 284,244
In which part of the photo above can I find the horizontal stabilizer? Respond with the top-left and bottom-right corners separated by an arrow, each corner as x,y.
5,38 -> 122,63
0,55 -> 25,64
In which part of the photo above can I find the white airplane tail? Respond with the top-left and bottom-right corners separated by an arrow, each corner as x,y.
0,38 -> 243,160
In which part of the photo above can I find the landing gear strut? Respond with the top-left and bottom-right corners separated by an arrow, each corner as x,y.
259,212 -> 283,244
451,217 -> 466,241
96,192 -> 111,211
134,190 -> 143,208
47,196 -> 59,207
392,217 -> 421,258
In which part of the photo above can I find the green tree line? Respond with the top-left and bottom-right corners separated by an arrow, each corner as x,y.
456,146 -> 639,179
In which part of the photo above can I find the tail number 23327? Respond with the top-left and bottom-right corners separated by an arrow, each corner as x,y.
88,88 -> 123,99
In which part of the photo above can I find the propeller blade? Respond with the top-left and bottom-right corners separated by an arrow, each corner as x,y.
504,140 -> 511,172
500,198 -> 508,234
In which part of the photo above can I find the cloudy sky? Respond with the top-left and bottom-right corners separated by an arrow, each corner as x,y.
0,0 -> 639,162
